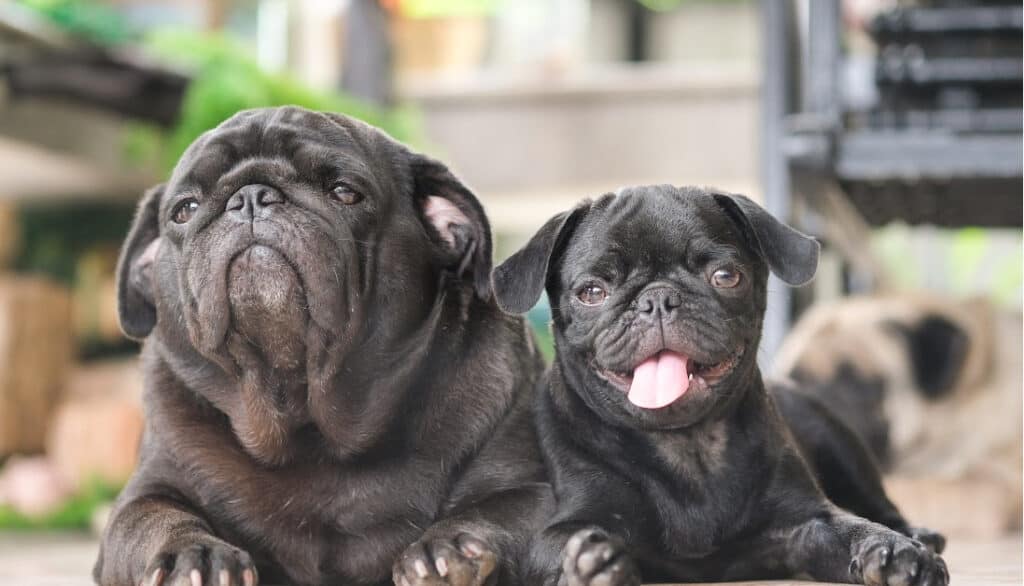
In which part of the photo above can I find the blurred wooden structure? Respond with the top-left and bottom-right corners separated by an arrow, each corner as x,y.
48,359 -> 143,490
0,276 -> 73,455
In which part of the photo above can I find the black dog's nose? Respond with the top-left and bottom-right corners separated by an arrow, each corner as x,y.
226,184 -> 285,219
636,287 -> 683,320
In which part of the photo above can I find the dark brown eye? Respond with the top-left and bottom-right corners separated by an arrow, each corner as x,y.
331,184 -> 363,205
172,198 -> 199,224
711,267 -> 741,288
576,283 -> 608,306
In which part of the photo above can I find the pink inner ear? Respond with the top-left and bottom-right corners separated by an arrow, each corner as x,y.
138,238 -> 162,268
423,195 -> 470,248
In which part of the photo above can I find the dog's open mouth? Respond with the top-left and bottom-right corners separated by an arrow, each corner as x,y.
598,346 -> 744,410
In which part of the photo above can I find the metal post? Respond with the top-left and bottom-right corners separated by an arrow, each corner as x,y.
341,0 -> 394,106
759,0 -> 796,367
804,0 -> 842,127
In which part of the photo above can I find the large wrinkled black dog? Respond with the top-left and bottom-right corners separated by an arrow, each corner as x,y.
492,185 -> 948,586
95,107 -> 550,586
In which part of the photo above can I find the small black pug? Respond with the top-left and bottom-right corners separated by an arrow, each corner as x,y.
491,185 -> 948,586
95,107 -> 551,586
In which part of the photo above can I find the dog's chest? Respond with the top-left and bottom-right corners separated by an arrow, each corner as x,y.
191,449 -> 450,583
641,425 -> 762,557
651,423 -> 729,477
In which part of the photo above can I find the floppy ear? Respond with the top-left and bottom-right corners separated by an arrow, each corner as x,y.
492,204 -> 589,314
888,314 -> 969,399
409,154 -> 493,299
116,184 -> 165,340
713,193 -> 819,286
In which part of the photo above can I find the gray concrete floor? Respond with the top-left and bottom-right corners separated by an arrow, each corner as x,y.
0,532 -> 1019,585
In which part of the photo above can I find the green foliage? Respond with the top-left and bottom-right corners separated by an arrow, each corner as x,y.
15,202 -> 135,286
637,0 -> 746,11
530,322 -> 555,362
19,1 -> 419,176
873,225 -> 1023,308
526,299 -> 555,362
140,29 -> 419,175
637,0 -> 686,10
0,478 -> 120,531
399,0 -> 499,19
16,0 -> 133,44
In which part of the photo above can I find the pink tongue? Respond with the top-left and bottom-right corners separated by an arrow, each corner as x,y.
627,351 -> 691,409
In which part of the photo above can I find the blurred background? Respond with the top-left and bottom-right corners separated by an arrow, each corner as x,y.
0,0 -> 1019,583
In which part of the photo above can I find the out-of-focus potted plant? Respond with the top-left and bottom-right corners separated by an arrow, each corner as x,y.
385,0 -> 497,75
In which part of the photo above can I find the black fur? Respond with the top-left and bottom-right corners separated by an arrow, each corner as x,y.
493,185 -> 947,586
891,315 -> 969,399
790,362 -> 892,468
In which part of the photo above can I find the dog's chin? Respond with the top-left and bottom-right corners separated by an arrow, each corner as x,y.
226,244 -> 309,370
595,344 -> 745,411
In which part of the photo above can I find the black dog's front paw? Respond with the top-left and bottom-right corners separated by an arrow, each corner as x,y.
850,533 -> 949,586
393,534 -> 497,586
908,526 -> 946,554
141,538 -> 257,586
559,528 -> 640,586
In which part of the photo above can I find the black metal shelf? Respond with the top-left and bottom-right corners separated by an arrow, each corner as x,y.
758,0 -> 1022,359
870,5 -> 1023,38
835,131 -> 1022,180
762,0 -> 1022,231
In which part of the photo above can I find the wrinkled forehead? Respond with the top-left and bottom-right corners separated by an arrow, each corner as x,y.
567,186 -> 750,269
169,107 -> 384,188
